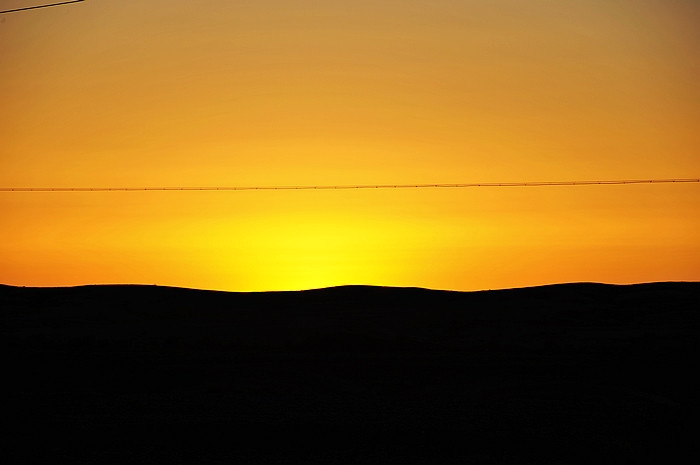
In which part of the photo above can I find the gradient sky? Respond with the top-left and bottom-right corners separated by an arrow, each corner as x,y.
1,0 -> 699,291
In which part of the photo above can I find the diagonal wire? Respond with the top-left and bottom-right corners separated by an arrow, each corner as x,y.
0,0 -> 84,15
0,178 -> 698,192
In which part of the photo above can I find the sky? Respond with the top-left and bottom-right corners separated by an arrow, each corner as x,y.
1,0 -> 699,291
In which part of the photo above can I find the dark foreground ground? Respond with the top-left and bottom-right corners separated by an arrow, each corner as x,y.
3,282 -> 699,464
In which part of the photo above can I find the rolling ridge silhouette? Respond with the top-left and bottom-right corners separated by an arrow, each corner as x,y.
4,282 -> 698,464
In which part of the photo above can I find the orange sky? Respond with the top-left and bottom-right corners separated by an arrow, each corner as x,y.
1,0 -> 699,291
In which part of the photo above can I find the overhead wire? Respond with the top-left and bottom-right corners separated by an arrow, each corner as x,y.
0,0 -> 84,15
1,178 -> 698,192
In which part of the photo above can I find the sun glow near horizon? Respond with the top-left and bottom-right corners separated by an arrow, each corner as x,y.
2,184 -> 697,291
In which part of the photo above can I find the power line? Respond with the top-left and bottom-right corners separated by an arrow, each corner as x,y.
1,178 -> 698,192
0,0 -> 84,15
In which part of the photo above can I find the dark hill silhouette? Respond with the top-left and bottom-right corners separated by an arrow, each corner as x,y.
3,282 -> 698,464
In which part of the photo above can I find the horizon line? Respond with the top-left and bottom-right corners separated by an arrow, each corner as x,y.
2,280 -> 698,294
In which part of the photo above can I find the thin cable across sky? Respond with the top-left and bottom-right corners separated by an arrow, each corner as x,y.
0,0 -> 84,15
1,178 -> 698,192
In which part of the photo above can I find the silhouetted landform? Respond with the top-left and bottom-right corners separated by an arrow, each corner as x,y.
4,282 -> 698,464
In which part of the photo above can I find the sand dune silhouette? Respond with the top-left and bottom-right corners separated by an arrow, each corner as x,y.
4,282 -> 698,464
